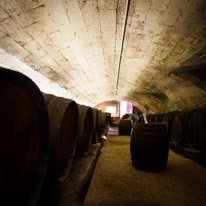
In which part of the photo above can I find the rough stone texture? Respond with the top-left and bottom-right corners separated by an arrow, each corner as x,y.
0,0 -> 206,111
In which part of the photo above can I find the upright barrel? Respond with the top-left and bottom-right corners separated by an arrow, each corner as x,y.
0,68 -> 49,206
118,120 -> 132,135
43,94 -> 79,181
130,123 -> 169,172
185,108 -> 206,153
76,105 -> 93,156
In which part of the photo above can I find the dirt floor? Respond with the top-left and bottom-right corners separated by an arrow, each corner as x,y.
83,128 -> 206,206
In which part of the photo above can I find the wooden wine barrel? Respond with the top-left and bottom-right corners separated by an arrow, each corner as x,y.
97,110 -> 103,140
102,112 -> 108,136
0,68 -> 49,206
43,93 -> 56,105
161,112 -> 175,132
104,112 -> 111,134
170,112 -> 188,147
146,114 -> 151,122
147,114 -> 156,123
130,123 -> 169,173
43,94 -> 79,181
76,105 -> 93,156
91,108 -> 98,144
139,115 -> 144,122
161,112 -> 180,140
118,120 -> 132,135
154,114 -> 164,123
106,112 -> 112,126
185,108 -> 206,153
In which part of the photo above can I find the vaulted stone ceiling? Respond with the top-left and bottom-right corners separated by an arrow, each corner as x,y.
0,0 -> 206,113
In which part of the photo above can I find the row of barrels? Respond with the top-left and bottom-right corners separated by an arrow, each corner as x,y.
140,110 -> 206,153
0,68 -> 110,206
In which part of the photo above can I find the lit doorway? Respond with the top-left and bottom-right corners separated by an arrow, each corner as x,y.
120,101 -> 133,119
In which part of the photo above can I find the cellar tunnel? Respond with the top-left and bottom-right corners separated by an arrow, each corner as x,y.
0,0 -> 206,206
